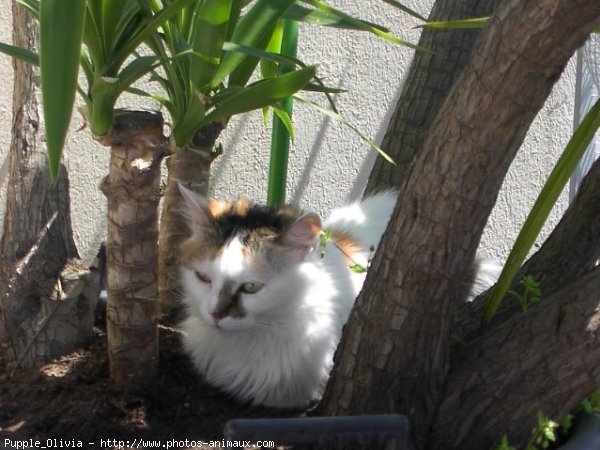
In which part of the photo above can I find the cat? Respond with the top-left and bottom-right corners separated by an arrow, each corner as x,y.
177,185 -> 498,409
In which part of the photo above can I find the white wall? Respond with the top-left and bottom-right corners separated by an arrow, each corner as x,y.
0,1 -> 575,264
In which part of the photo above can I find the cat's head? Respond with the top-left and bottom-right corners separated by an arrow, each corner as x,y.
178,184 -> 322,331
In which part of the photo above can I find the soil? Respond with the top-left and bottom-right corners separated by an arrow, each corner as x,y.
0,325 -> 298,449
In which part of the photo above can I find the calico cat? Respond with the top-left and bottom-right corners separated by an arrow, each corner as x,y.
178,185 -> 395,408
178,186 -> 498,409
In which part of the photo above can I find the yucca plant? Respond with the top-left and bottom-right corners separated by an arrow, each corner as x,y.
150,0 -> 427,318
2,0 -> 424,384
3,0 -> 200,386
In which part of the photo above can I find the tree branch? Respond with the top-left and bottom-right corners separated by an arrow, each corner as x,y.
365,0 -> 501,195
319,1 -> 600,448
432,266 -> 600,450
455,156 -> 600,342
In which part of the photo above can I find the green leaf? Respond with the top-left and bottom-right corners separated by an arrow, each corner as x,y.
110,0 -> 197,72
212,0 -> 296,88
204,65 -> 316,123
189,0 -> 233,90
0,41 -> 39,66
16,0 -> 40,17
294,94 -> 396,165
300,0 -> 427,52
117,55 -> 160,91
421,17 -> 489,30
284,4 -> 390,30
261,20 -> 283,80
272,105 -> 295,140
483,97 -> 600,323
379,0 -> 426,22
172,94 -> 207,147
39,0 -> 86,181
349,263 -> 367,274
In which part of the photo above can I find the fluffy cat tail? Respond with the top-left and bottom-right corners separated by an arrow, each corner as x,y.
323,190 -> 397,256
466,257 -> 503,301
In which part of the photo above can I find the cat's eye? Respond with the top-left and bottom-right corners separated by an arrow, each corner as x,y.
240,281 -> 264,294
195,271 -> 212,283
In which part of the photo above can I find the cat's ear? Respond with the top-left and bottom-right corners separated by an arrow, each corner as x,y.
278,213 -> 322,261
178,183 -> 212,229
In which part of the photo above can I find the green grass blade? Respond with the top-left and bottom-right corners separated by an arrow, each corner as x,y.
39,0 -> 86,181
284,4 -> 389,31
300,0 -> 427,52
379,0 -> 426,22
0,42 -> 39,66
261,20 -> 283,80
118,55 -> 160,91
16,0 -> 40,17
110,0 -> 196,72
189,0 -> 233,90
272,105 -> 294,140
482,97 -> 600,324
212,0 -> 296,88
421,17 -> 489,30
294,94 -> 396,164
204,65 -> 315,123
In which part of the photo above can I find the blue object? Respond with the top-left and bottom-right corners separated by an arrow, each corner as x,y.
224,414 -> 409,449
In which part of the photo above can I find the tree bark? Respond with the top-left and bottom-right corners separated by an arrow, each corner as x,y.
0,3 -> 97,374
431,267 -> 600,450
158,123 -> 222,321
97,110 -> 167,387
456,156 -> 600,342
318,0 -> 600,449
364,0 -> 501,195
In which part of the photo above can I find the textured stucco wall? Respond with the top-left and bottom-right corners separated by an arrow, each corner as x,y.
0,1 -> 576,265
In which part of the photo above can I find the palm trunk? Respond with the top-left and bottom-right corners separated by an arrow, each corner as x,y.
0,3 -> 96,373
158,123 -> 222,320
97,110 -> 167,387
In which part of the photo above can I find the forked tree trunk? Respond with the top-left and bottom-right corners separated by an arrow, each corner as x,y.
158,123 -> 222,320
365,0 -> 501,195
0,4 -> 97,374
318,0 -> 600,449
97,110 -> 167,387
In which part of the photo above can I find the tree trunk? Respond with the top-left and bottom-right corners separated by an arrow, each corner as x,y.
432,266 -> 600,450
0,3 -> 97,374
97,110 -> 167,387
158,123 -> 222,321
364,0 -> 501,195
456,156 -> 600,341
318,0 -> 600,449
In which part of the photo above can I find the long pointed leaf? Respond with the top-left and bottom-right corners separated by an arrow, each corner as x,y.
0,42 -> 39,66
39,0 -> 86,181
189,0 -> 233,90
205,66 -> 315,123
294,94 -> 396,164
483,97 -> 600,324
301,0 -> 426,52
284,4 -> 390,31
379,0 -> 427,22
16,0 -> 40,17
421,17 -> 489,30
212,0 -> 296,88
110,0 -> 196,72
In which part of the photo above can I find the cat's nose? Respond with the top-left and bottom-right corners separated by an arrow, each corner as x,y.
211,311 -> 223,323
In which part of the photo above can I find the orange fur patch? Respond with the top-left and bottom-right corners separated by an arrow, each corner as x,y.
208,199 -> 230,218
233,197 -> 251,216
331,230 -> 362,263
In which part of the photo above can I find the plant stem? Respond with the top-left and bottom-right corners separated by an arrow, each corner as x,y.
267,17 -> 298,206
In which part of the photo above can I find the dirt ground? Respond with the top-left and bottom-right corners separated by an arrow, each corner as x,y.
0,325 -> 299,449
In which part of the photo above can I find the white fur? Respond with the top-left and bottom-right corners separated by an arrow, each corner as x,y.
180,191 -> 396,408
180,191 -> 499,408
